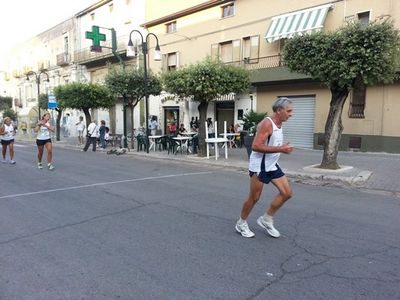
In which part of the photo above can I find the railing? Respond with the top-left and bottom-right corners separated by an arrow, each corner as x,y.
74,34 -> 130,64
348,103 -> 365,118
56,53 -> 70,66
224,54 -> 285,70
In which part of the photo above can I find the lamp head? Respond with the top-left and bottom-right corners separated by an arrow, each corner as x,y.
153,44 -> 161,61
126,39 -> 136,57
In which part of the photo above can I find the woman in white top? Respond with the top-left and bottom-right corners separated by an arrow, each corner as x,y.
75,116 -> 85,145
0,117 -> 16,164
34,112 -> 55,170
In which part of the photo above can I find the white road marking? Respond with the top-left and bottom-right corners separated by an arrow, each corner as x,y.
0,171 -> 213,200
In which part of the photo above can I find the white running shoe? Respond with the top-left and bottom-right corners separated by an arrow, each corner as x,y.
257,216 -> 280,238
10,160 -> 16,164
1,159 -> 6,164
235,220 -> 255,238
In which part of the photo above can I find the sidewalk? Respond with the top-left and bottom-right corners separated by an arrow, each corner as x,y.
18,135 -> 400,195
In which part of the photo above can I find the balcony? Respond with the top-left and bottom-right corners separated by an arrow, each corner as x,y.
57,53 -> 70,66
225,54 -> 285,70
37,61 -> 50,71
74,34 -> 130,67
12,70 -> 22,78
225,54 -> 311,85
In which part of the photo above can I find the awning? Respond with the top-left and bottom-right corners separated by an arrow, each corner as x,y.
265,3 -> 332,43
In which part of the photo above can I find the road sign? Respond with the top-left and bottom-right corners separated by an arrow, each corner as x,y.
48,95 -> 57,109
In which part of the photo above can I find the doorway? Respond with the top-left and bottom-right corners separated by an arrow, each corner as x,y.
216,101 -> 234,133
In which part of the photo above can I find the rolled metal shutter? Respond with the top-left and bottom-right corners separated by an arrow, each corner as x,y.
282,96 -> 315,149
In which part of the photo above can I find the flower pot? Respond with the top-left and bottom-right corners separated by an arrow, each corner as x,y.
243,134 -> 254,158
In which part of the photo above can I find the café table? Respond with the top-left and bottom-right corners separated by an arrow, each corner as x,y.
148,135 -> 164,152
219,133 -> 240,148
173,136 -> 193,154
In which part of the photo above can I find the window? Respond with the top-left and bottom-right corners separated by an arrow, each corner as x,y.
221,3 -> 234,18
357,11 -> 370,26
166,21 -> 177,33
90,13 -> 95,21
63,36 -> 69,54
211,40 -> 240,63
243,35 -> 259,63
162,52 -> 179,71
348,77 -> 366,118
109,3 -> 114,13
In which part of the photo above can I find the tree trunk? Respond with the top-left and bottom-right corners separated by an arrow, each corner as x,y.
320,88 -> 349,169
196,101 -> 209,157
55,109 -> 62,141
83,109 -> 91,129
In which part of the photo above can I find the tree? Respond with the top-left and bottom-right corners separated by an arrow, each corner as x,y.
2,108 -> 16,120
54,82 -> 115,129
0,96 -> 12,111
104,66 -> 161,139
284,20 -> 400,169
162,57 -> 250,156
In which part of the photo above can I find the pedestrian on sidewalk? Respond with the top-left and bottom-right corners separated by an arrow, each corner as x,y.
83,119 -> 99,152
0,117 -> 17,164
235,97 -> 294,238
99,120 -> 106,149
76,116 -> 85,145
34,112 -> 55,170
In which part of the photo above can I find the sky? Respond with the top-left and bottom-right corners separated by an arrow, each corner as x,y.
0,0 -> 96,58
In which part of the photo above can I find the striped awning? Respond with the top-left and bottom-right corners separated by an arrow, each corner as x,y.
265,3 -> 332,43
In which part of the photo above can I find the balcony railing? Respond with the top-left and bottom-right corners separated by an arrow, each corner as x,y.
56,53 -> 70,66
74,34 -> 130,64
224,54 -> 285,70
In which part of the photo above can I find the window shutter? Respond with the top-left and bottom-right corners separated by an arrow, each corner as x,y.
232,39 -> 240,62
162,54 -> 168,71
211,44 -> 219,59
250,35 -> 259,62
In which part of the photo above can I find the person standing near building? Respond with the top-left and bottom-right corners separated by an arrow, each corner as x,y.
83,119 -> 99,152
34,112 -> 55,170
0,117 -> 17,164
235,97 -> 294,238
99,120 -> 106,149
148,116 -> 158,136
76,116 -> 85,145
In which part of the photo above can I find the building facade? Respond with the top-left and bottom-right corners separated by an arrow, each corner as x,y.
143,0 -> 400,152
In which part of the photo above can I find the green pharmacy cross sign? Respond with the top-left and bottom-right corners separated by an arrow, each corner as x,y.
85,25 -> 106,52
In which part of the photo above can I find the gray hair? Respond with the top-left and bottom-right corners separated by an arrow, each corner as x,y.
272,97 -> 292,112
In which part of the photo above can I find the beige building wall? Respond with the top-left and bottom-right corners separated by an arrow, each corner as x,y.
142,0 -> 400,149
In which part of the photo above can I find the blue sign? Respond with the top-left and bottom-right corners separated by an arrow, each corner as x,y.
48,95 -> 57,109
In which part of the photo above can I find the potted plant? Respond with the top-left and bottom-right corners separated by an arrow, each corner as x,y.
241,110 -> 268,157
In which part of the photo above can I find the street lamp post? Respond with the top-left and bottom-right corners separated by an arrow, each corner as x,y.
26,70 -> 49,120
126,30 -> 161,153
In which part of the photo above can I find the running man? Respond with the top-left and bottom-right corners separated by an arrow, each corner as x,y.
235,97 -> 294,238
0,117 -> 16,164
34,112 -> 55,170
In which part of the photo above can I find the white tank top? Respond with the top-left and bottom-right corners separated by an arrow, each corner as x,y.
249,117 -> 283,172
37,122 -> 51,140
1,124 -> 15,141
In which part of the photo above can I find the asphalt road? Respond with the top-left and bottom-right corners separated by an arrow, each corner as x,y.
0,142 -> 399,299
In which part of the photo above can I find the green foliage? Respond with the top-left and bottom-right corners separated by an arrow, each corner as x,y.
283,20 -> 400,90
104,66 -> 162,105
2,108 -> 16,120
241,110 -> 268,135
38,93 -> 49,110
54,82 -> 115,110
161,57 -> 250,102
0,96 -> 12,111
